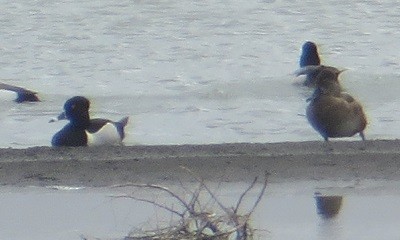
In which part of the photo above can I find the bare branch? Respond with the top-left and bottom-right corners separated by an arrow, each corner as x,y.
112,195 -> 184,218
186,182 -> 203,215
246,171 -> 269,217
180,166 -> 232,216
115,168 -> 269,240
200,178 -> 225,213
113,183 -> 191,212
234,176 -> 258,214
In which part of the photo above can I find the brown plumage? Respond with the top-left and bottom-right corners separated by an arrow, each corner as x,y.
306,69 -> 367,141
295,65 -> 343,87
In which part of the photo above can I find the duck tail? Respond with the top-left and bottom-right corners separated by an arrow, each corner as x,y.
15,91 -> 40,103
116,117 -> 129,140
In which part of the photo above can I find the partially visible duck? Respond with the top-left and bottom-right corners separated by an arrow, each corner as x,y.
0,82 -> 40,103
298,41 -> 341,87
51,96 -> 129,147
306,69 -> 367,141
295,65 -> 343,87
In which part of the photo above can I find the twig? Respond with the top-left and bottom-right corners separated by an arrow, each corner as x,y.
112,195 -> 184,218
185,182 -> 203,216
117,168 -> 269,240
234,171 -> 269,230
234,176 -> 258,214
247,171 -> 269,216
200,177 -> 225,214
113,183 -> 192,213
180,166 -> 232,216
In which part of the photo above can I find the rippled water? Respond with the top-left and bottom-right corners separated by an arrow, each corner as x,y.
1,0 -> 400,147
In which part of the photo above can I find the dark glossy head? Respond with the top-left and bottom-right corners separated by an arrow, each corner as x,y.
63,96 -> 91,127
300,41 -> 320,67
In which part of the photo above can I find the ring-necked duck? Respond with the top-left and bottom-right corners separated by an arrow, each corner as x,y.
306,69 -> 367,141
0,82 -> 40,103
298,41 -> 341,87
51,96 -> 129,147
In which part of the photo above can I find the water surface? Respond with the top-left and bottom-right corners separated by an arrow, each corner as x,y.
1,181 -> 400,240
1,0 -> 400,147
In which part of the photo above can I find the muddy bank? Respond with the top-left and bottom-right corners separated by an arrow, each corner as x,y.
0,140 -> 399,187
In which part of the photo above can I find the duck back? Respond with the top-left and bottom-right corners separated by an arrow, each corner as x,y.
307,95 -> 367,140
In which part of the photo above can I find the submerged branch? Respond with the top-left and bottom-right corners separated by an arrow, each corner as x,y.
113,183 -> 192,213
112,195 -> 184,218
109,168 -> 269,240
234,176 -> 258,214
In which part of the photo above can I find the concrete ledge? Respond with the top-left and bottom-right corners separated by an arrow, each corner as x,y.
0,140 -> 399,187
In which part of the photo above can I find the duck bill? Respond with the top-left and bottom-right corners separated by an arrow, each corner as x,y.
49,112 -> 67,123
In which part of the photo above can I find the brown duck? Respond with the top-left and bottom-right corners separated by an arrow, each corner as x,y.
306,69 -> 367,141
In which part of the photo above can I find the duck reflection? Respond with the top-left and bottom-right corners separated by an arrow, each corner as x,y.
314,192 -> 343,218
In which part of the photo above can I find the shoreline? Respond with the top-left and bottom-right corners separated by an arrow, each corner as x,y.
0,140 -> 399,187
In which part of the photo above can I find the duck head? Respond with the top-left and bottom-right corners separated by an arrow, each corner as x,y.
52,96 -> 91,127
315,68 -> 345,96
300,41 -> 320,67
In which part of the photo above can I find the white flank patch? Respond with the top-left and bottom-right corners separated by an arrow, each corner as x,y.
86,123 -> 121,146
0,90 -> 16,101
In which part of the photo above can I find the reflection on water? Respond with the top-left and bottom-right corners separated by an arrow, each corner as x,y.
1,184 -> 400,240
317,215 -> 343,240
314,193 -> 344,240
314,192 -> 343,218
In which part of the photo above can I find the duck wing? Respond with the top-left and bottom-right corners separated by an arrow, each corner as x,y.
87,118 -> 112,133
87,117 -> 129,140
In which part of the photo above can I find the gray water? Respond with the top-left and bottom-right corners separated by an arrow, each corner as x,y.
1,181 -> 400,240
1,0 -> 400,147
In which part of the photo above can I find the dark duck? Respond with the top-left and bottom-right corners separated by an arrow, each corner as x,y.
297,41 -> 342,87
306,69 -> 367,141
0,82 -> 40,103
51,96 -> 129,147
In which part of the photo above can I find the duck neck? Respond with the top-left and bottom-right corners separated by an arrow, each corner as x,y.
320,81 -> 342,97
300,53 -> 320,67
70,112 -> 90,129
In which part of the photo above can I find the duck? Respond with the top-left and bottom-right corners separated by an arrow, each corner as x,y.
51,96 -> 129,147
306,69 -> 367,141
298,41 -> 341,87
295,65 -> 344,87
0,82 -> 40,103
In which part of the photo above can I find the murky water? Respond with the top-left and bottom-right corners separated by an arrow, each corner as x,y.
1,0 -> 400,147
1,181 -> 400,240
2,1 -> 400,238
